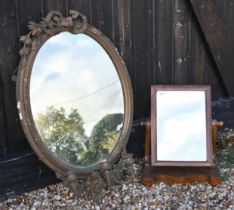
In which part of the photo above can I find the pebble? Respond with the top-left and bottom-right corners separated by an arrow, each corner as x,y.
0,150 -> 233,209
1,169 -> 230,209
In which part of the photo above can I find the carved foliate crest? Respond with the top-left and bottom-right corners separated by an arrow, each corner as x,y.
19,10 -> 88,57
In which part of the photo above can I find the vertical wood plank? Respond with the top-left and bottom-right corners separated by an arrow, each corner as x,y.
42,0 -> 68,16
55,0 -> 68,15
151,0 -> 157,84
172,0 -> 191,84
100,0 -> 114,42
190,10 -> 206,84
15,0 -> 43,152
132,0 -> 148,117
112,0 -> 120,50
0,0 -> 29,153
16,0 -> 42,36
0,80 -> 7,155
90,0 -> 103,31
67,0 -> 91,22
117,0 -> 132,63
155,0 -> 173,84
206,53 -> 227,99
117,0 -> 140,155
128,0 -> 148,156
146,0 -> 155,85
214,0 -> 234,98
213,0 -> 232,30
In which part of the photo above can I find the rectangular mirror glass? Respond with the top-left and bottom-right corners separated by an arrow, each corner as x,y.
151,85 -> 213,166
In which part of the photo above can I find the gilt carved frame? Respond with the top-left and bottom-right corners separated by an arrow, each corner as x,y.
16,10 -> 134,199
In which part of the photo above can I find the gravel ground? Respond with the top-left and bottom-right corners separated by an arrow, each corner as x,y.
0,131 -> 234,209
0,163 -> 233,209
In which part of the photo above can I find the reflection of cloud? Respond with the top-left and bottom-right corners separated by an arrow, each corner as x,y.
76,39 -> 93,47
46,33 -> 73,46
45,72 -> 60,82
157,91 -> 205,118
30,32 -> 124,137
156,91 -> 207,161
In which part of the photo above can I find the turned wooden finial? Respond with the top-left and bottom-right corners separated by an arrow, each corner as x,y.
212,120 -> 224,154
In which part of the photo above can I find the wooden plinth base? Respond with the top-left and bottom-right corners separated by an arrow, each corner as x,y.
142,165 -> 222,186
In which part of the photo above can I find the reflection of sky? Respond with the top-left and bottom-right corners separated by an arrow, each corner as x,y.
30,32 -> 124,136
156,91 -> 207,161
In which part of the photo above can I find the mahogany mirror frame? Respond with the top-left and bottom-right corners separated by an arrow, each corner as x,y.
151,85 -> 213,167
16,10 -> 133,177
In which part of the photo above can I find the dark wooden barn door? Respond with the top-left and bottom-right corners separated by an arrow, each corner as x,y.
190,0 -> 234,96
0,0 -> 234,196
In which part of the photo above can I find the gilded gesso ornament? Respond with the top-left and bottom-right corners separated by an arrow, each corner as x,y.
19,10 -> 87,57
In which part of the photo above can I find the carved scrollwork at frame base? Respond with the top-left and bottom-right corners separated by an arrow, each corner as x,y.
56,151 -> 134,202
111,151 -> 134,185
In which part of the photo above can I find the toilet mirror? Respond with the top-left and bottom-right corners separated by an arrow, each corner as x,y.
151,85 -> 213,166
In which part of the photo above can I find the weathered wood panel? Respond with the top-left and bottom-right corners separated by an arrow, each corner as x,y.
190,0 -> 234,96
0,151 -> 58,198
0,0 -> 230,157
0,0 -> 234,196
190,10 -> 207,84
155,0 -> 174,85
0,0 -> 29,154
0,0 -> 232,155
16,0 -> 42,36
0,84 -> 7,155
172,0 -> 191,84
42,0 -> 68,16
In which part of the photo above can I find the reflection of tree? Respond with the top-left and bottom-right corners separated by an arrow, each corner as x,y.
35,106 -> 87,164
79,113 -> 123,165
35,107 -> 123,166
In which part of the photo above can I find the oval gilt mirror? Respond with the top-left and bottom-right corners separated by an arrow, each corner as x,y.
16,10 -> 133,181
31,32 -> 125,168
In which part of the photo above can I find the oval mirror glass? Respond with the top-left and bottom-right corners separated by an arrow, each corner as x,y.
30,32 -> 124,167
